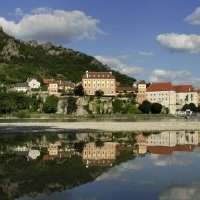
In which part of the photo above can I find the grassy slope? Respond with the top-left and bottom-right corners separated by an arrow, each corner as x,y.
0,30 -> 135,85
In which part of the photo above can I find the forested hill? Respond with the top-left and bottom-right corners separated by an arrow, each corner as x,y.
0,28 -> 135,85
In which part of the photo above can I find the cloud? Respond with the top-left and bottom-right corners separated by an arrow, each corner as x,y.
150,153 -> 192,167
159,184 -> 200,200
157,33 -> 200,53
95,55 -> 143,77
150,69 -> 200,86
138,51 -> 155,57
0,8 -> 103,44
185,7 -> 200,25
150,69 -> 191,82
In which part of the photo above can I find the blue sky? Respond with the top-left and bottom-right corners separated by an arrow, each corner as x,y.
1,0 -> 200,85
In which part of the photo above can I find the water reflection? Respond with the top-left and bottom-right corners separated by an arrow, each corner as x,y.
134,130 -> 199,155
0,130 -> 199,199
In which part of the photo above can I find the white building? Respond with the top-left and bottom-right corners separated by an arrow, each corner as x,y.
27,78 -> 41,89
174,85 -> 198,110
11,83 -> 29,93
48,83 -> 59,94
146,82 -> 198,114
146,82 -> 176,114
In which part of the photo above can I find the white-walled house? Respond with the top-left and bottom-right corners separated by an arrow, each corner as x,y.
174,85 -> 198,110
11,83 -> 29,93
146,82 -> 177,114
146,82 -> 198,114
27,78 -> 41,89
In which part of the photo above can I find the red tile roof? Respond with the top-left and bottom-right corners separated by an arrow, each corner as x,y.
147,82 -> 197,93
146,82 -> 173,92
173,85 -> 194,93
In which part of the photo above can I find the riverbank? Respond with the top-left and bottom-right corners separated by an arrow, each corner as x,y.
0,120 -> 200,133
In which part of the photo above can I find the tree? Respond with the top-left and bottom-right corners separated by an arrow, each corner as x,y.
95,90 -> 104,97
74,84 -> 84,96
67,97 -> 77,114
43,95 -> 58,113
112,99 -> 124,113
151,103 -> 162,114
182,103 -> 197,112
139,100 -> 151,114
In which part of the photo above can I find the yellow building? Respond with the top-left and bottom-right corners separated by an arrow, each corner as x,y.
82,71 -> 116,96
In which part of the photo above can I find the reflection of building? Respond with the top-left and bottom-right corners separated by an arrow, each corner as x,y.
134,134 -> 147,154
134,131 -> 199,155
83,142 -> 119,167
147,131 -> 199,147
82,71 -> 116,96
48,144 -> 59,156
28,149 -> 40,160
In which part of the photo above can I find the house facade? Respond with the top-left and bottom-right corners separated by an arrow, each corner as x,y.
82,71 -> 116,96
174,85 -> 198,110
146,82 -> 198,114
135,80 -> 146,104
11,83 -> 30,93
146,82 -> 177,114
27,78 -> 41,89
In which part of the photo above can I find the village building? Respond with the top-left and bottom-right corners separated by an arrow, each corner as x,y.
10,82 -> 30,93
116,86 -> 136,96
146,82 -> 177,114
146,82 -> 198,114
174,85 -> 198,110
27,78 -> 41,89
48,82 -> 59,95
82,71 -> 116,96
135,80 -> 147,104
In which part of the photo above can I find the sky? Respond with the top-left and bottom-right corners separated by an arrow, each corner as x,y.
1,0 -> 200,85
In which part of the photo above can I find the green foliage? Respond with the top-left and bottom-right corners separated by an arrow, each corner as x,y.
139,100 -> 152,114
182,103 -> 198,112
0,30 -> 135,85
14,111 -> 30,118
112,99 -> 124,113
74,85 -> 84,96
0,91 -> 31,114
151,103 -> 162,114
95,90 -> 104,97
67,97 -> 77,114
43,95 -> 59,113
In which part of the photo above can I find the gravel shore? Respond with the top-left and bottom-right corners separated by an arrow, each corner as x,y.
0,121 -> 199,133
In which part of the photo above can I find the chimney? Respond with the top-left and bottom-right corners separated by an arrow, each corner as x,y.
86,71 -> 89,78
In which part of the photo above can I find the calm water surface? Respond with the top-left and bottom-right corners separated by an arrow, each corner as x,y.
0,130 -> 199,200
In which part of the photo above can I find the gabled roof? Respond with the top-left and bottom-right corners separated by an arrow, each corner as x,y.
146,82 -> 173,92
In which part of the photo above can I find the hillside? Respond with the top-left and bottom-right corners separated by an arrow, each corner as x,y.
0,28 -> 135,85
